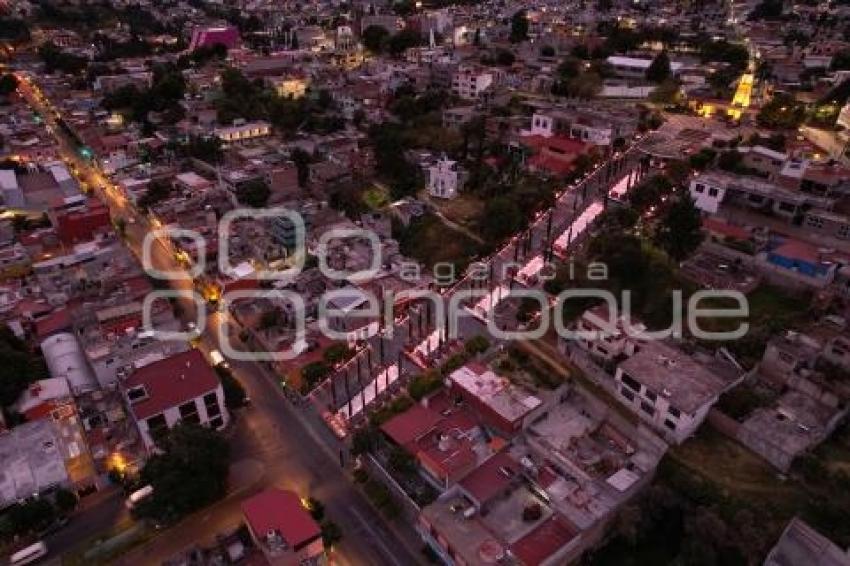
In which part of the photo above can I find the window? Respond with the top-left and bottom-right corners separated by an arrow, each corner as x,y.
645,389 -> 657,402
664,419 -> 676,431
694,183 -> 705,193
205,392 -> 220,417
211,416 -> 224,430
147,414 -> 167,433
621,373 -> 641,392
708,188 -> 719,197
179,400 -> 198,419
668,406 -> 681,418
183,412 -> 201,425
838,224 -> 850,240
806,216 -> 824,229
127,386 -> 147,403
620,387 -> 635,402
640,401 -> 655,416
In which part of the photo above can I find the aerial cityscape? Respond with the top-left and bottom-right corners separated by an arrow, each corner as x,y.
0,0 -> 849,565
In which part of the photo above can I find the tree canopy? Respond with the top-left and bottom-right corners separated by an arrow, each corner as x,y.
646,51 -> 672,83
236,179 -> 271,208
510,10 -> 529,43
135,423 -> 230,522
0,328 -> 47,411
654,194 -> 705,262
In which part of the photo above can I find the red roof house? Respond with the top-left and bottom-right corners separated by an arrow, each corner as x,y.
122,349 -> 228,450
241,489 -> 325,564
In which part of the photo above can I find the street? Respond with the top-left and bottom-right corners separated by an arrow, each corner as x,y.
15,75 -> 426,566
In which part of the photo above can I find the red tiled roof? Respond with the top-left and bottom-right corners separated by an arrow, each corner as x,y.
35,308 -> 71,339
241,489 -> 321,550
381,404 -> 442,447
520,134 -> 587,154
772,240 -> 820,263
417,430 -> 477,480
459,451 -> 520,505
123,350 -> 220,420
509,514 -> 579,566
702,218 -> 750,241
527,154 -> 574,176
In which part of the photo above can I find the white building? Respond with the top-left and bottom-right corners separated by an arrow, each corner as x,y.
688,172 -> 834,217
122,349 -> 229,451
570,304 -> 645,362
0,170 -> 24,208
428,157 -> 465,199
613,340 -> 742,444
688,175 -> 728,214
451,66 -> 494,100
606,56 -> 683,80
214,121 -> 271,144
41,333 -> 98,395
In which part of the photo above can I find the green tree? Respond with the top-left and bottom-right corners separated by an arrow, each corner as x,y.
362,25 -> 390,53
300,361 -> 331,390
0,328 -> 46,409
291,147 -> 311,187
215,366 -> 247,409
718,149 -> 744,172
510,10 -> 529,43
649,79 -> 681,104
748,0 -> 784,21
757,93 -> 806,129
54,488 -> 78,514
481,196 -> 523,241
323,343 -> 353,365
136,424 -> 230,522
0,74 -> 18,97
464,335 -> 490,355
646,50 -> 672,83
654,194 -> 704,262
236,179 -> 271,208
307,497 -> 325,521
321,520 -> 342,546
137,179 -> 172,210
388,29 -> 422,56
7,499 -> 55,536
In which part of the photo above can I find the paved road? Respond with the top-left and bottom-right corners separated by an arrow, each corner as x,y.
15,75 -> 426,566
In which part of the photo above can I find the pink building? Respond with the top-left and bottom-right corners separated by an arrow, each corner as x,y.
189,26 -> 240,51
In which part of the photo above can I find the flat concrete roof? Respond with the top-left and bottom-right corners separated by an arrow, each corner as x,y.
618,341 -> 733,414
0,419 -> 68,508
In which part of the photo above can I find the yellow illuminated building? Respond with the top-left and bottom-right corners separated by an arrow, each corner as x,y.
728,72 -> 754,121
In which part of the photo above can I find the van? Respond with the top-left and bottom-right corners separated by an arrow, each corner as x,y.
126,485 -> 154,510
209,350 -> 228,369
10,541 -> 48,565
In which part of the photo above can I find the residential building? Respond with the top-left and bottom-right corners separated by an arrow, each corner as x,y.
122,349 -> 229,451
688,171 -> 834,219
451,66 -> 494,100
764,517 -> 850,566
0,410 -> 97,508
427,156 -> 466,199
189,26 -> 240,51
241,489 -> 327,565
447,362 -> 545,437
613,340 -> 743,443
214,121 -> 272,144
